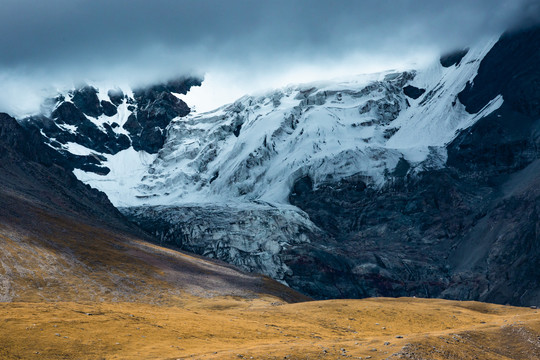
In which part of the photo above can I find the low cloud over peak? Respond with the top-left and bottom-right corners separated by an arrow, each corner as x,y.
0,0 -> 537,116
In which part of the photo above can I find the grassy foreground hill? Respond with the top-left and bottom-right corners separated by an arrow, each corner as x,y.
0,298 -> 539,359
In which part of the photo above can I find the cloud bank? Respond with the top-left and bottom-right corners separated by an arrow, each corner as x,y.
0,0 -> 537,115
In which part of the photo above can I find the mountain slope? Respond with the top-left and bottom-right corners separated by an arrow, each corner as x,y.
0,112 -> 305,303
123,27 -> 539,305
3,110 -> 539,360
21,26 -> 540,305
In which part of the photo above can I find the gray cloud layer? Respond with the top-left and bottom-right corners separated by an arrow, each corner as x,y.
0,0 -> 538,115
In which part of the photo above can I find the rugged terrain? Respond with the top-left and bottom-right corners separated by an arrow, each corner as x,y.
0,112 -> 303,303
1,27 -> 540,359
4,102 -> 540,360
123,28 -> 539,305
22,26 -> 540,306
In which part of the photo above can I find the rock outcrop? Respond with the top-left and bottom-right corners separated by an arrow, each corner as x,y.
21,77 -> 202,174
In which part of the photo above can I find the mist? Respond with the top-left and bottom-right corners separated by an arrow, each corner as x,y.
0,0 -> 538,116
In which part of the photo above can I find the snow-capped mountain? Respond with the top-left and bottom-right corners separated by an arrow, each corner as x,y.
20,26 -> 540,305
67,41 -> 501,207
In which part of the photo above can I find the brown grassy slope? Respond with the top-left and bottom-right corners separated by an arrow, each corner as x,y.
0,189 -> 305,303
0,298 -> 538,359
0,112 -> 306,304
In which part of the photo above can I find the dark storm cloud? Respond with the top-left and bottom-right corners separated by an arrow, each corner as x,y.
0,0 -> 537,114
0,0 -> 535,65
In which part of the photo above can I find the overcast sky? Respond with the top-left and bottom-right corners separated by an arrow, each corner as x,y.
0,0 -> 538,115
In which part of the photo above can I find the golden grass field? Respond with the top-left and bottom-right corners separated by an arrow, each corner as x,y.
0,297 -> 539,359
1,191 -> 540,359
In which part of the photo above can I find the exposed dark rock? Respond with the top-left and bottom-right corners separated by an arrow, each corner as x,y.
383,127 -> 399,139
458,27 -> 540,115
443,160 -> 540,305
123,77 -> 201,153
71,86 -> 103,118
123,113 -> 141,134
440,48 -> 469,67
291,175 -> 313,196
233,123 -> 242,137
136,77 -> 202,97
451,26 -> 540,177
392,157 -> 410,177
52,101 -> 88,125
0,113 -> 53,166
101,100 -> 118,117
284,244 -> 367,299
288,168 -> 488,299
403,85 -> 426,99
49,102 -> 129,155
134,126 -> 164,153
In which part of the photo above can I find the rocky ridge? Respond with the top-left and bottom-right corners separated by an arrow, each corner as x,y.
22,77 -> 201,174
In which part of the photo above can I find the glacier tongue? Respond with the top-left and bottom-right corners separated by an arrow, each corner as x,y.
122,203 -> 324,284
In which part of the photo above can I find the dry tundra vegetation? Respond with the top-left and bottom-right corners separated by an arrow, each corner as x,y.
0,170 -> 539,359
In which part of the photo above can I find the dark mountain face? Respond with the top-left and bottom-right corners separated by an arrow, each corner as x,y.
118,26 -> 540,306
285,26 -> 540,305
451,26 -> 540,177
0,112 -> 133,230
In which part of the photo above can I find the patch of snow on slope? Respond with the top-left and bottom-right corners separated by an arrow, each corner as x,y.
388,38 -> 500,152
74,148 -> 157,207
63,142 -> 94,156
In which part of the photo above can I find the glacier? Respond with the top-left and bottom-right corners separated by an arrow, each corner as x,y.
74,40 -> 501,208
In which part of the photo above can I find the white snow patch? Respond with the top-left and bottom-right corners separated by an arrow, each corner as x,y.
73,148 -> 157,207
63,142 -> 94,156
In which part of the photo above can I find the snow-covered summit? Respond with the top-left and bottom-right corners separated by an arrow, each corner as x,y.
102,42 -> 498,207
20,78 -> 201,201
30,41 -> 503,208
